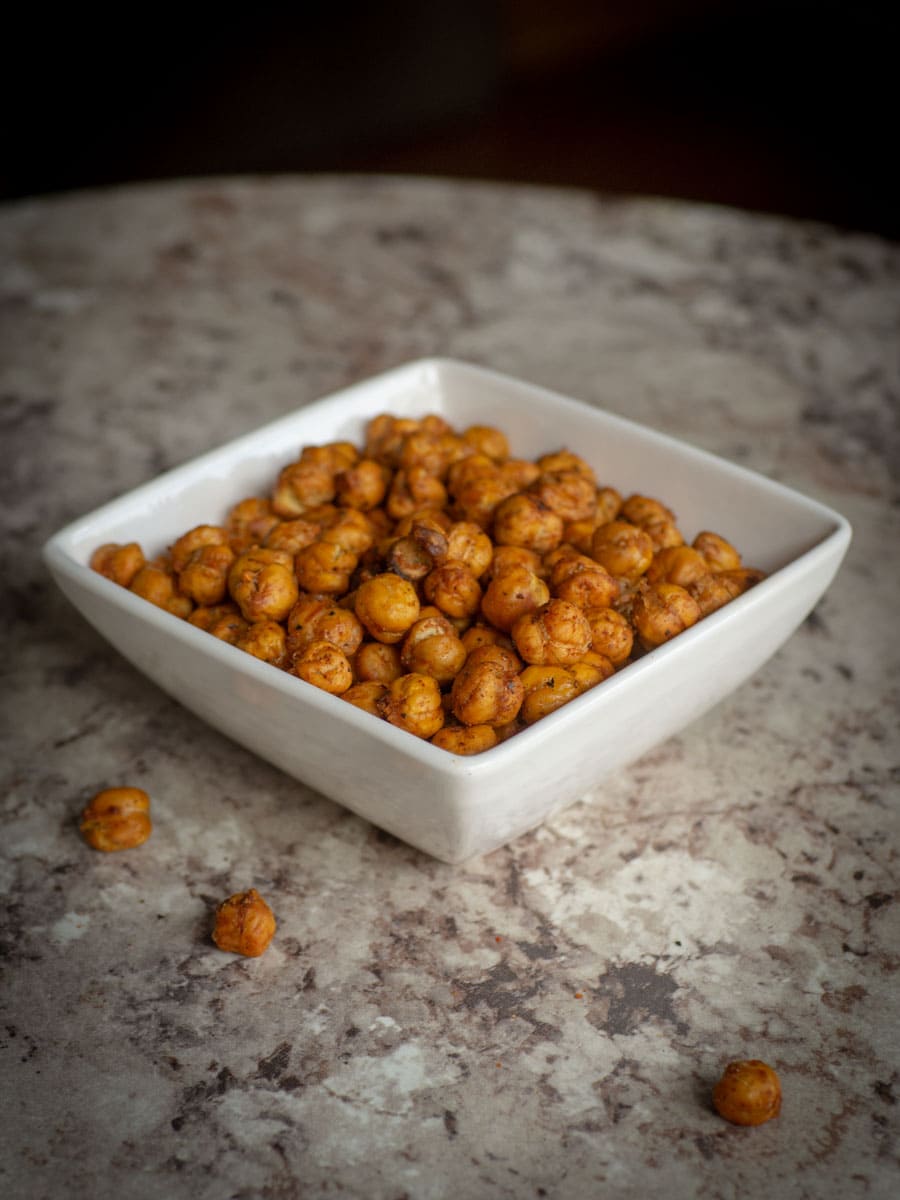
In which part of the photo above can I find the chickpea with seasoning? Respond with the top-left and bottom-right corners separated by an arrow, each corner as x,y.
227,497 -> 281,553
286,596 -> 364,658
263,517 -> 320,555
693,530 -> 742,572
353,640 -> 403,684
294,539 -> 358,595
386,465 -> 448,520
511,599 -> 592,666
591,520 -> 655,582
90,542 -> 145,588
423,561 -> 483,621
401,613 -> 467,685
378,673 -> 446,739
493,493 -> 564,556
584,606 -> 634,665
550,552 -> 620,610
169,524 -> 230,573
529,471 -> 597,523
291,639 -> 354,694
235,619 -> 288,667
713,1060 -> 782,1126
480,563 -> 550,632
631,581 -> 701,649
272,457 -> 336,518
646,545 -> 709,589
80,787 -> 152,852
355,573 -> 420,644
450,644 -> 524,727
342,680 -> 389,716
130,561 -> 193,619
212,888 -> 276,957
177,542 -> 235,606
431,723 -> 498,755
228,547 -> 298,623
335,458 -> 391,511
518,665 -> 582,725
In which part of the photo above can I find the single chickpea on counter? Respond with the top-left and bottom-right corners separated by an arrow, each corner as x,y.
80,787 -> 152,852
712,1060 -> 782,1126
212,888 -> 276,957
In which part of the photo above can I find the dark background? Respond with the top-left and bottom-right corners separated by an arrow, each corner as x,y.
4,0 -> 896,238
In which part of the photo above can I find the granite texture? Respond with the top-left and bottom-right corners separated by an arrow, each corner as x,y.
1,176 -> 898,1200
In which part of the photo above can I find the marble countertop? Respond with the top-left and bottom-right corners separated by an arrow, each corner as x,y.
2,176 -> 898,1200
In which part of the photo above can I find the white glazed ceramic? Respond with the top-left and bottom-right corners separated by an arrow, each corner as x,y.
43,358 -> 851,862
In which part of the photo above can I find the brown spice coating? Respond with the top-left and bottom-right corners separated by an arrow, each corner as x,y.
90,542 -> 146,588
355,573 -> 421,644
212,888 -> 276,957
591,520 -> 655,582
294,540 -> 358,595
518,666 -> 582,724
511,599 -> 592,666
287,596 -> 364,658
80,787 -> 152,852
291,640 -> 354,694
529,470 -> 598,522
378,673 -> 446,738
130,562 -> 193,619
177,542 -> 236,606
431,723 -> 498,755
169,524 -> 230,573
423,561 -> 483,620
693,530 -> 743,572
620,494 -> 675,528
712,1060 -> 782,1126
450,645 -> 524,727
462,425 -> 509,461
335,458 -> 391,511
401,614 -> 468,684
227,497 -> 281,553
264,517 -> 321,555
342,680 -> 389,716
386,465 -> 449,520
631,582 -> 701,649
646,545 -> 709,589
493,492 -> 564,555
228,548 -> 298,622
480,564 -> 550,632
272,458 -> 336,517
445,521 -> 493,578
353,640 -> 404,684
550,553 -> 620,610
584,606 -> 634,665
236,619 -> 288,667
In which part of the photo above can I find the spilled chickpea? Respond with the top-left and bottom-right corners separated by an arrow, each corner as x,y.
90,412 -> 764,753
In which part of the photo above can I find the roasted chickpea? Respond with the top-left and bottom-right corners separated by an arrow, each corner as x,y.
169,524 -> 230,573
487,545 -> 545,581
227,497 -> 281,553
189,601 -> 241,632
462,425 -> 509,461
355,573 -> 420,644
383,534 -> 435,582
342,680 -> 389,716
401,614 -> 467,685
353,640 -> 403,684
536,450 -> 596,482
693,530 -> 742,572
631,582 -> 701,649
643,518 -> 685,552
493,493 -> 564,555
228,547 -> 298,622
584,606 -> 634,665
322,508 -> 379,556
561,516 -> 602,556
206,610 -> 250,645
295,540 -> 358,595
445,521 -> 493,577
431,723 -> 498,755
620,494 -> 675,528
311,441 -> 359,474
423,561 -> 482,620
570,651 -> 615,692
212,888 -> 276,957
518,665 -> 581,725
365,413 -> 421,465
236,619 -> 287,667
480,564 -> 550,632
335,458 -> 391,511
90,542 -> 145,588
450,645 -> 524,727
511,599 -> 592,666
646,545 -> 709,588
378,673 -> 445,738
286,595 -> 364,658
529,471 -> 597,522
398,430 -> 460,478
451,466 -> 517,528
386,465 -> 449,520
177,542 -> 235,606
712,1060 -> 782,1126
596,486 -> 623,524
550,552 -> 620,610
461,624 -> 514,655
500,459 -> 541,491
130,562 -> 193,619
80,786 -> 152,852
591,520 -> 654,582
292,639 -> 354,694
264,517 -> 320,555
272,458 -> 335,517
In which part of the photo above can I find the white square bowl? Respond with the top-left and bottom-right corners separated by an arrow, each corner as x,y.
43,358 -> 851,863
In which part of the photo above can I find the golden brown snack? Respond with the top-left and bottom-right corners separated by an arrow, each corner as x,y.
228,548 -> 298,623
643,518 -> 685,552
423,561 -> 483,620
480,564 -> 550,632
450,645 -> 524,727
80,787 -> 152,852
212,888 -> 276,957
170,525 -> 230,574
518,665 -> 582,724
353,640 -> 404,684
445,521 -> 493,578
227,497 -> 281,553
486,545 -> 545,581
294,539 -> 358,596
291,640 -> 354,694
90,542 -> 146,588
188,601 -> 242,632
365,413 -> 421,465
177,542 -> 235,606
712,1060 -> 782,1126
355,573 -> 421,644
431,723 -> 498,755
129,562 -> 193,619
335,458 -> 391,511
461,424 -> 509,461
631,582 -> 701,649
550,552 -> 620,610
322,508 -> 380,556
401,613 -> 467,685
584,606 -> 634,665
693,530 -> 743,573
529,470 -> 597,522
272,457 -> 336,517
263,517 -> 320,555
341,680 -> 389,717
511,599 -> 592,666
236,619 -> 287,667
378,673 -> 445,738
536,449 -> 596,482
591,520 -> 655,582
646,545 -> 709,589
619,494 -> 675,528
286,596 -> 364,658
493,493 -> 564,555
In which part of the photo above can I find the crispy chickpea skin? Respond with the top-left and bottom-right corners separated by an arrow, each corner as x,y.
287,595 -> 364,658
445,521 -> 493,577
493,493 -> 564,555
712,1060 -> 782,1126
431,723 -> 498,755
295,540 -> 358,595
518,665 -> 582,724
591,520 -> 655,582
130,562 -> 193,619
584,606 -> 634,665
512,599 -> 592,666
90,542 -> 145,587
264,517 -> 321,555
462,424 -> 509,461
292,640 -> 354,694
80,787 -> 152,852
227,497 -> 281,553
170,525 -> 230,573
228,548 -> 298,622
342,680 -> 389,716
236,619 -> 287,667
378,673 -> 445,739
322,508 -> 379,555
177,542 -> 236,606
646,545 -> 709,589
272,458 -> 336,517
450,465 -> 518,528
450,645 -> 524,727
619,494 -> 675,528
550,552 -> 620,610
335,458 -> 391,510
631,582 -> 701,649
189,601 -> 241,632
212,888 -> 276,957
487,545 -> 545,581
693,530 -> 742,572
354,640 -> 403,684
529,471 -> 597,522
386,465 -> 448,520
423,561 -> 483,620
401,613 -> 467,684
480,564 -> 550,632
355,573 -> 421,644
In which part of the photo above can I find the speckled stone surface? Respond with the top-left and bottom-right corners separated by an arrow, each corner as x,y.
2,177 -> 898,1200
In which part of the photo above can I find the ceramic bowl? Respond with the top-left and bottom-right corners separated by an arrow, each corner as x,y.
43,358 -> 851,862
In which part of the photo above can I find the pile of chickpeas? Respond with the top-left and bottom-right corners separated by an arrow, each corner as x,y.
90,412 -> 763,754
